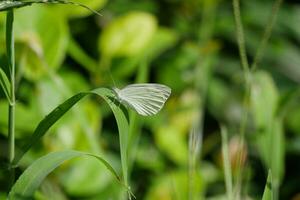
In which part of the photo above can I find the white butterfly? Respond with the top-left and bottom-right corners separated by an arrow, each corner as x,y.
112,83 -> 171,116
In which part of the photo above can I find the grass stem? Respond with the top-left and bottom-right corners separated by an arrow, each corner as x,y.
251,0 -> 284,72
6,9 -> 16,186
221,125 -> 233,200
232,0 -> 251,198
232,0 -> 283,198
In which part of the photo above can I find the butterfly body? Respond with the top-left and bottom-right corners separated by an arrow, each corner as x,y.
113,84 -> 171,116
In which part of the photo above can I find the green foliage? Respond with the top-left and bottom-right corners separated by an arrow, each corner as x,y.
0,0 -> 299,199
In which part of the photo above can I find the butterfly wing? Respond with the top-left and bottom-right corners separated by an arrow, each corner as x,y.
117,84 -> 171,116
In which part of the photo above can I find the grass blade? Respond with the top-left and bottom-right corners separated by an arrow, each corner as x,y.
262,170 -> 273,200
8,150 -> 121,199
13,88 -> 110,164
12,87 -> 131,197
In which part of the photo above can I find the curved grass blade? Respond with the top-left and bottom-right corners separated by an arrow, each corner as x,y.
13,88 -> 109,164
0,67 -> 11,104
12,88 -> 131,197
0,0 -> 102,16
8,150 -> 121,199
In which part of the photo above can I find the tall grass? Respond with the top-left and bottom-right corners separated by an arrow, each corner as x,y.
230,0 -> 283,199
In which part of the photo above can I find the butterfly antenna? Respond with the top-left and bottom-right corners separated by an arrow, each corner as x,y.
108,69 -> 118,88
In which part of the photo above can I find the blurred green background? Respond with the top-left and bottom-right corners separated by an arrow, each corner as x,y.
0,0 -> 300,199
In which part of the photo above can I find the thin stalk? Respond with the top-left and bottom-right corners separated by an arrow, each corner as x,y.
221,125 -> 233,200
251,0 -> 284,72
232,0 -> 251,198
6,9 -> 15,185
232,0 -> 283,198
232,0 -> 250,77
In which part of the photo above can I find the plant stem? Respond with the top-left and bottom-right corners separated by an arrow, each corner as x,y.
251,0 -> 284,72
6,9 -> 15,185
221,125 -> 233,200
232,0 -> 283,198
232,0 -> 250,77
232,0 -> 251,198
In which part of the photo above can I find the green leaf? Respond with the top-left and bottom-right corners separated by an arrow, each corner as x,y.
262,170 -> 273,200
0,67 -> 11,103
99,11 -> 157,57
8,150 -> 121,199
142,27 -> 178,61
251,70 -> 279,129
252,72 -> 284,190
13,88 -> 130,195
256,117 -> 285,197
112,28 -> 178,78
15,5 -> 69,80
